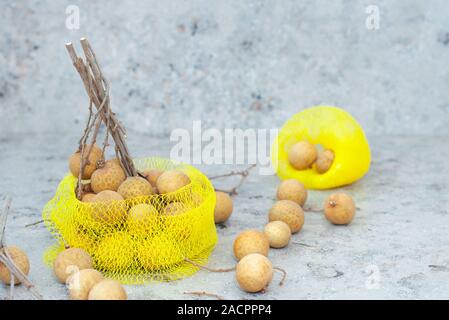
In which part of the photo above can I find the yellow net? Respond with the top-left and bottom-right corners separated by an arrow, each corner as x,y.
42,157 -> 217,284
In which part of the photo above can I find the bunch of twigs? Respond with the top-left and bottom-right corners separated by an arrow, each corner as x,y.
0,198 -> 42,300
65,38 -> 137,199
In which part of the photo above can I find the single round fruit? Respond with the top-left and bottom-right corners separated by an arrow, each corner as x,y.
69,144 -> 103,179
81,193 -> 96,202
214,191 -> 233,223
95,232 -> 135,271
268,200 -> 304,233
276,179 -> 307,206
236,253 -> 273,293
316,149 -> 335,174
53,248 -> 93,283
90,160 -> 126,193
67,269 -> 104,300
324,192 -> 356,225
156,170 -> 191,194
0,246 -> 30,285
288,141 -> 318,170
128,203 -> 158,232
233,230 -> 270,261
117,176 -> 154,199
142,169 -> 164,187
88,279 -> 127,300
138,235 -> 183,270
164,202 -> 188,216
91,190 -> 127,224
264,221 -> 291,248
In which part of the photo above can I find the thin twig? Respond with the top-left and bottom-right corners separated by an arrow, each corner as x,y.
184,291 -> 225,300
273,267 -> 287,286
212,164 -> 256,196
184,258 -> 235,273
0,197 -> 12,246
303,206 -> 323,213
24,220 -> 45,228
291,241 -> 316,248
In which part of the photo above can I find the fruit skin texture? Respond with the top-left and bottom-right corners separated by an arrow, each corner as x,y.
276,179 -> 307,206
156,170 -> 191,194
264,221 -> 291,248
288,141 -> 317,170
117,176 -> 154,199
143,169 -> 164,187
88,279 -> 127,300
214,191 -> 233,223
67,269 -> 104,300
233,230 -> 270,261
0,246 -> 30,285
324,193 -> 356,225
53,248 -> 93,283
316,149 -> 335,174
268,200 -> 304,233
272,106 -> 371,189
90,160 -> 126,193
69,144 -> 103,179
91,190 -> 127,224
236,253 -> 273,293
81,193 -> 96,202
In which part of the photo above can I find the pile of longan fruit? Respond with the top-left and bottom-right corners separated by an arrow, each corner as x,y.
287,140 -> 335,173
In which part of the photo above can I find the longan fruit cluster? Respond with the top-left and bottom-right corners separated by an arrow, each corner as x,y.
288,141 -> 335,174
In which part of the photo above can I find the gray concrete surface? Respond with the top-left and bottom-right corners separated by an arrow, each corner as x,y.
0,132 -> 448,299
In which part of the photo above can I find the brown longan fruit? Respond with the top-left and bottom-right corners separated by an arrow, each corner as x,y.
288,141 -> 318,170
236,253 -> 273,293
128,203 -> 158,232
316,149 -> 335,174
264,221 -> 291,248
69,144 -> 103,179
117,176 -> 154,199
276,179 -> 307,206
233,230 -> 270,261
156,170 -> 191,194
90,160 -> 126,193
81,193 -> 96,202
91,190 -> 127,224
0,246 -> 30,285
214,191 -> 233,223
142,169 -> 164,187
268,200 -> 304,234
95,232 -> 135,271
67,268 -> 104,300
163,202 -> 188,216
324,193 -> 356,225
88,279 -> 127,300
53,248 -> 93,283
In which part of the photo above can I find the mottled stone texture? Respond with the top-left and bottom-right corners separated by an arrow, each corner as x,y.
1,0 -> 449,137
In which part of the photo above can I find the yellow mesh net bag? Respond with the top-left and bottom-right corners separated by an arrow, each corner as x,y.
42,157 -> 217,284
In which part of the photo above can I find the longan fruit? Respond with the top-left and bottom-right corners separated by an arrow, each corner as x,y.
268,200 -> 304,234
67,268 -> 104,300
233,230 -> 270,261
142,169 -> 164,187
316,149 -> 335,174
90,160 -> 126,193
214,191 -> 233,223
69,144 -> 103,179
288,141 -> 317,170
117,176 -> 154,199
53,248 -> 93,283
88,279 -> 127,300
264,221 -> 291,248
81,193 -> 96,202
95,232 -> 136,271
324,193 -> 356,225
156,170 -> 191,194
91,190 -> 127,224
236,253 -> 273,293
137,235 -> 183,270
276,179 -> 307,206
163,202 -> 188,216
128,203 -> 158,232
0,246 -> 30,285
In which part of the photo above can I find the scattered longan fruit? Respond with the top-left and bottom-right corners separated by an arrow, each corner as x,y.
156,170 -> 191,194
324,192 -> 356,225
288,141 -> 317,170
142,169 -> 164,187
53,248 -> 93,283
233,230 -> 270,261
236,253 -> 273,293
95,232 -> 135,271
276,179 -> 307,206
268,200 -> 304,234
67,268 -> 104,300
69,144 -> 103,179
264,221 -> 291,248
88,279 -> 127,300
128,203 -> 158,232
316,149 -> 335,174
91,190 -> 127,224
117,176 -> 153,199
90,160 -> 126,193
214,191 -> 233,223
81,193 -> 96,202
0,246 -> 30,285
